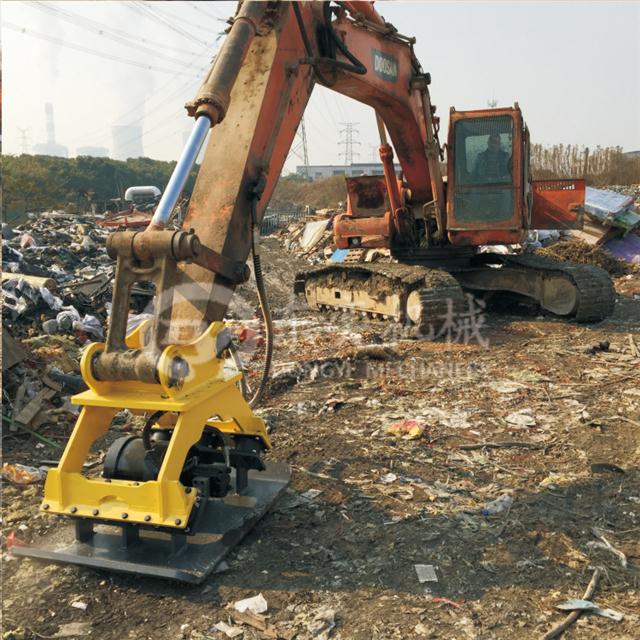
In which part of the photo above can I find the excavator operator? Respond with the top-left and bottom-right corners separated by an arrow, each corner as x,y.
474,133 -> 511,182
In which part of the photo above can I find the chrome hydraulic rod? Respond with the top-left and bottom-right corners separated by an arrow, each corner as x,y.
149,114 -> 212,229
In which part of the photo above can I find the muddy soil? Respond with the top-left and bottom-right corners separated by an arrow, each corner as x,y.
3,242 -> 640,640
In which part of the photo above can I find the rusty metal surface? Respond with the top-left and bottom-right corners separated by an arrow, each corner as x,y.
334,212 -> 393,248
186,2 -> 271,123
530,179 -> 585,230
329,15 -> 435,203
345,176 -> 389,217
165,4 -> 316,343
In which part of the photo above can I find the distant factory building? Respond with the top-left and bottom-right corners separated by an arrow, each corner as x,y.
296,162 -> 401,180
33,142 -> 69,158
77,146 -> 109,157
112,125 -> 143,160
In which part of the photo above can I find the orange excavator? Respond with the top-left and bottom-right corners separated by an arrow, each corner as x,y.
16,1 -> 614,582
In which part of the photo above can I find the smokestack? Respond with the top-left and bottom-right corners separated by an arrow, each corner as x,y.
45,102 -> 56,145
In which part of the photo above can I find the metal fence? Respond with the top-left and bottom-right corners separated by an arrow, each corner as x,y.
260,208 -> 311,235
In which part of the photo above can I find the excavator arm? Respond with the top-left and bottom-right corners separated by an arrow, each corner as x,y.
19,0 -> 452,583
167,0 -> 445,341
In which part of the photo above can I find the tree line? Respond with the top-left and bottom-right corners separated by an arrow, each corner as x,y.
530,144 -> 640,185
2,154 -> 199,224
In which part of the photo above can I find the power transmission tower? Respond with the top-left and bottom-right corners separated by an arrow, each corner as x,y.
289,116 -> 310,178
487,98 -> 498,108
17,127 -> 31,154
338,122 -> 360,166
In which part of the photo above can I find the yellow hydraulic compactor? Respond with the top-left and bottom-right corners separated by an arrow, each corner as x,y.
14,229 -> 290,583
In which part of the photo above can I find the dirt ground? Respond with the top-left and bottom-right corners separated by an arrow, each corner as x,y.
2,237 -> 640,640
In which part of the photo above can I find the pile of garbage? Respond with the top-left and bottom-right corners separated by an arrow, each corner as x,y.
572,185 -> 640,262
277,209 -> 337,262
2,211 -> 153,339
2,211 -> 152,445
535,240 -> 633,276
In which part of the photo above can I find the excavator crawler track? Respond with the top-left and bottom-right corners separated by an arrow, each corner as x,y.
295,263 -> 466,330
505,254 -> 616,322
452,253 -> 616,323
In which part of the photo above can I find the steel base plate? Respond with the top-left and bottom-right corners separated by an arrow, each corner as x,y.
13,462 -> 291,583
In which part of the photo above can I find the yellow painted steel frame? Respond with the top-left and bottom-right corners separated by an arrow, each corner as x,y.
41,321 -> 270,530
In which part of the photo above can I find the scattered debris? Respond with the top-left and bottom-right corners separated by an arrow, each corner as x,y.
555,599 -> 624,622
233,593 -> 268,615
587,528 -> 628,568
2,463 -> 45,484
307,607 -> 337,639
480,495 -> 513,516
213,621 -> 244,638
505,408 -> 536,428
52,622 -> 92,638
414,564 -> 438,583
5,531 -> 29,552
536,240 -> 632,275
542,568 -> 601,640
590,462 -> 625,474
387,418 -> 428,439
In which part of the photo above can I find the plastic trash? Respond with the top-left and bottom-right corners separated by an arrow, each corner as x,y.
2,462 -> 45,484
480,494 -> 513,516
5,531 -> 29,551
42,318 -> 60,334
72,314 -> 104,340
56,306 -> 82,331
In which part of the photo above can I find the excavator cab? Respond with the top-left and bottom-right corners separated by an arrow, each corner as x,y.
446,104 -> 585,246
446,105 -> 528,246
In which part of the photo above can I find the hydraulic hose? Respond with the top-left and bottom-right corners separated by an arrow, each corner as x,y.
293,1 -> 367,87
247,190 -> 273,408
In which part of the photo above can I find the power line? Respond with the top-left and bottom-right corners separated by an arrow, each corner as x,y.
4,22 -> 203,77
188,1 -> 226,22
129,2 -> 211,48
26,0 -> 206,58
150,3 -> 225,34
68,74 -> 202,146
338,122 -> 360,166
26,1 -> 206,67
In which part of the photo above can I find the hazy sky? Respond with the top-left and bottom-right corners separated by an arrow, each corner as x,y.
3,1 -> 640,172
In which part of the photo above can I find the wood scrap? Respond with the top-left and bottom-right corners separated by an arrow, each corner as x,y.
542,567 -> 601,640
458,441 -> 547,451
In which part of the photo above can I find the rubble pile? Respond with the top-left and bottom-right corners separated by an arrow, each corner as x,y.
2,211 -> 152,449
605,184 -> 640,202
276,209 -> 336,263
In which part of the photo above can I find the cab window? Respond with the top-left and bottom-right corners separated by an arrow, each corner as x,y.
453,115 -> 515,223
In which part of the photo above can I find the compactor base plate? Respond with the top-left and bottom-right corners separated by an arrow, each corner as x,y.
13,462 -> 290,584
